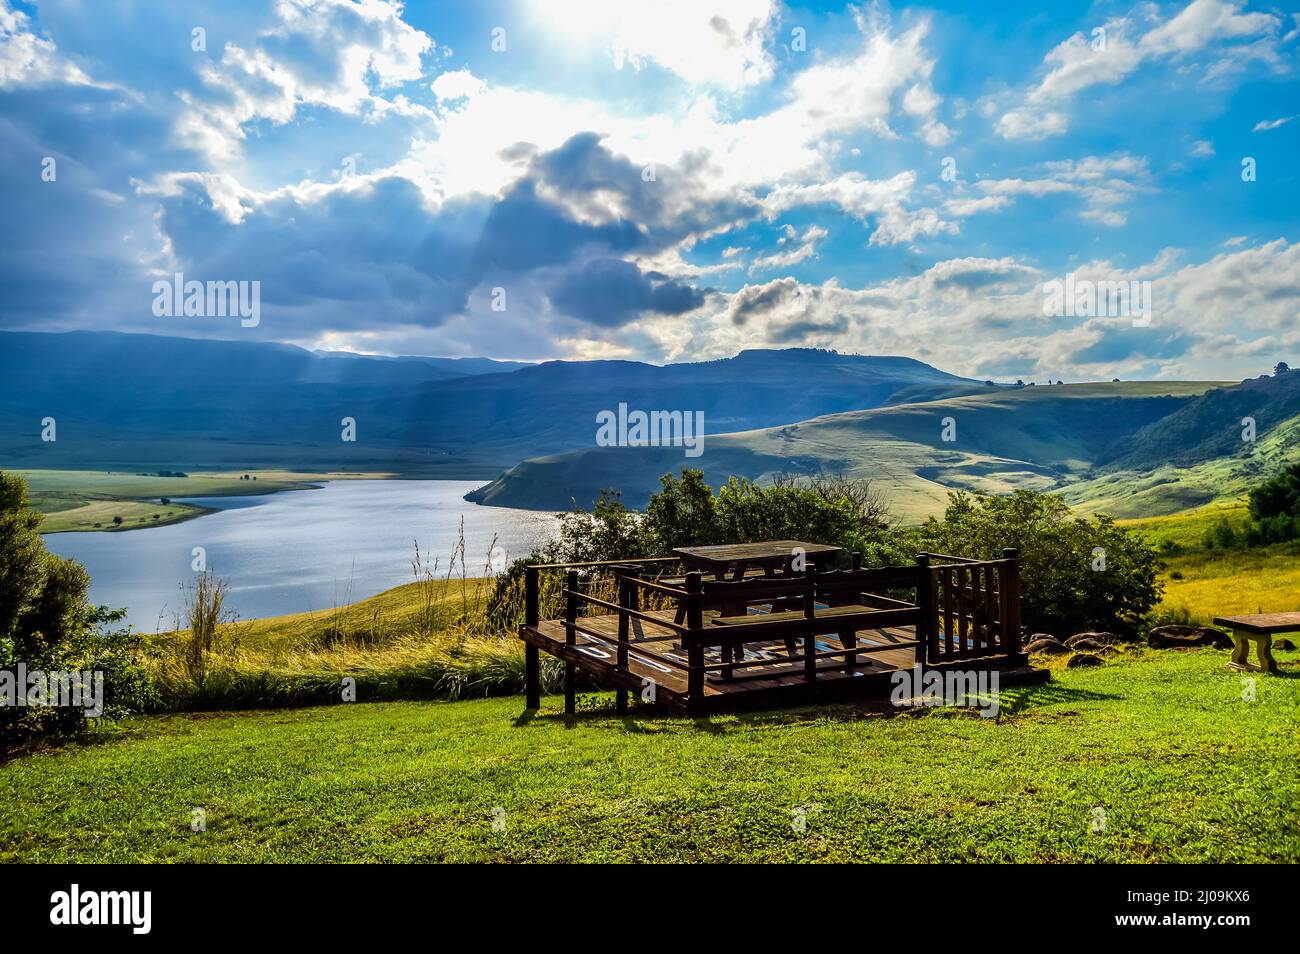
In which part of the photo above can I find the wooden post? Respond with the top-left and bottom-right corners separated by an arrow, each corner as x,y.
616,569 -> 635,713
803,563 -> 818,681
563,569 -> 578,714
914,553 -> 931,665
851,550 -> 862,571
523,564 -> 540,710
685,572 -> 704,701
525,643 -> 540,710
524,565 -> 539,628
1001,548 -> 1021,654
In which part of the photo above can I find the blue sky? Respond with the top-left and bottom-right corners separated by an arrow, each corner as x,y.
1,0 -> 1298,381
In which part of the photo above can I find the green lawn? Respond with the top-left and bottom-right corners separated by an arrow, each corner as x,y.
3,648 -> 1296,862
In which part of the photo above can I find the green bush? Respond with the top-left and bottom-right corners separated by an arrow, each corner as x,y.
1242,463 -> 1300,546
914,489 -> 1162,637
486,469 -> 906,624
0,472 -> 156,748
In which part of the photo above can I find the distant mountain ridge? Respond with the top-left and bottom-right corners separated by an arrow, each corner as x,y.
0,332 -> 978,476
8,330 -> 1286,521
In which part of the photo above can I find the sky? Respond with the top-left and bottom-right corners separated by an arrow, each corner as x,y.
1,0 -> 1298,381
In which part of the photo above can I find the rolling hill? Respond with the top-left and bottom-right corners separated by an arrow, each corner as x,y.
468,382 -> 1230,520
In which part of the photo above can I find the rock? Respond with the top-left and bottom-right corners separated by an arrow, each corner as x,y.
1146,625 -> 1232,650
1066,653 -> 1104,668
1274,638 -> 1296,651
1067,637 -> 1107,653
1066,631 -> 1119,647
1025,637 -> 1069,655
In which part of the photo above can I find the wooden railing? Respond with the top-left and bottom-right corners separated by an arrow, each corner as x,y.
522,549 -> 1022,711
925,549 -> 1020,662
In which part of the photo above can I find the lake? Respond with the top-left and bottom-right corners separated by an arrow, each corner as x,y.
43,480 -> 559,632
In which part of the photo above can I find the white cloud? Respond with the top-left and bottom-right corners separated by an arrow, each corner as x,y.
998,0 -> 1286,140
977,153 -> 1154,227
996,108 -> 1069,140
749,225 -> 828,273
0,1 -> 96,88
1140,0 -> 1280,56
1252,115 -> 1294,131
430,68 -> 484,102
179,0 -> 434,160
640,240 -> 1300,380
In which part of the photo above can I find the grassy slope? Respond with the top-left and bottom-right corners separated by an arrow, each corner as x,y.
18,469 -> 390,533
1064,413 -> 1300,519
1121,502 -> 1300,621
2,648 -> 1296,862
473,382 -> 1221,521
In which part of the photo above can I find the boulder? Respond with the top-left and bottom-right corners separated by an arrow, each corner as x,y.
1067,637 -> 1107,653
1146,625 -> 1232,650
1066,631 -> 1119,647
1024,637 -> 1069,655
1066,653 -> 1104,668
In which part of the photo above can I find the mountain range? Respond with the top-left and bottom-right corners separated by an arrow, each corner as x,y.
2,330 -> 1296,520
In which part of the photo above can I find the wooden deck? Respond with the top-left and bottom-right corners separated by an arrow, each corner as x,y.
520,549 -> 1044,716
522,605 -> 1037,715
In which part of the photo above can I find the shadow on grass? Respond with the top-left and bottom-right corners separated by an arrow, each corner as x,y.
517,680 -> 1120,733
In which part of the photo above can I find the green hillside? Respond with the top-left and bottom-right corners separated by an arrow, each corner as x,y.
472,382 -> 1223,521
1065,411 -> 1300,518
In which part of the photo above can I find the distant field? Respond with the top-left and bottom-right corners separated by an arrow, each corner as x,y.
2,648 -> 1295,862
1121,502 -> 1300,622
14,468 -> 391,533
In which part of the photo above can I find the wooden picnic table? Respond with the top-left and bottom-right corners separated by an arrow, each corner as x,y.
669,540 -> 844,632
672,540 -> 843,581
1211,612 -> 1300,673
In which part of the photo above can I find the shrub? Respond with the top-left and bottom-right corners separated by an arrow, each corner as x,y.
915,489 -> 1162,637
0,472 -> 155,748
1238,463 -> 1300,546
485,468 -> 905,625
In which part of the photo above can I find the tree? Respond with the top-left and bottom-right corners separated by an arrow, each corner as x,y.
1275,361 -> 1291,376
0,472 -> 154,746
915,489 -> 1162,636
1242,463 -> 1300,546
112,516 -> 123,526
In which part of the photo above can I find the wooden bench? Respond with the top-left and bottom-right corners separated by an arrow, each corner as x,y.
712,604 -> 871,625
1212,612 -> 1300,674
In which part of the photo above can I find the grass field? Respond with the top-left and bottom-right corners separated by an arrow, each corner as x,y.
2,647 -> 1296,862
18,469 -> 392,533
1119,502 -> 1300,622
140,573 -> 544,710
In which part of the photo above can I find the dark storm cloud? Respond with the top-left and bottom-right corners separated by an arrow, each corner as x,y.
550,258 -> 704,326
727,278 -> 803,326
